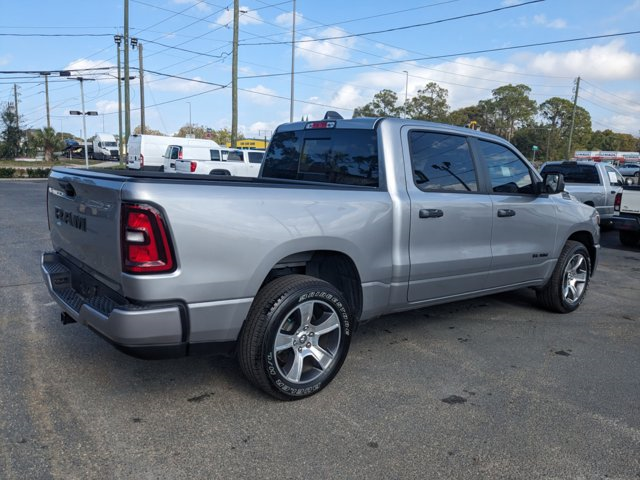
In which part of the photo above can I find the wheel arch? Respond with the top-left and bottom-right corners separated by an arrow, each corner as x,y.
260,250 -> 363,321
567,230 -> 597,274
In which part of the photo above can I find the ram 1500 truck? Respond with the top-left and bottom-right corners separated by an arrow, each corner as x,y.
539,160 -> 624,228
42,115 -> 600,400
612,184 -> 640,247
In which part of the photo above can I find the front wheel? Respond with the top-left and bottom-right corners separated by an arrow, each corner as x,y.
238,275 -> 353,400
537,240 -> 591,313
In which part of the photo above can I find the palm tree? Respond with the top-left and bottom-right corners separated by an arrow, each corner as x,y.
32,127 -> 64,162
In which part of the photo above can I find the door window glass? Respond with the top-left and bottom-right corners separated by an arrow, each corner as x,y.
409,131 -> 477,192
480,141 -> 535,194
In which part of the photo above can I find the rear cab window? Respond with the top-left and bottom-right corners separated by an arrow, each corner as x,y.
261,128 -> 379,187
540,163 -> 600,184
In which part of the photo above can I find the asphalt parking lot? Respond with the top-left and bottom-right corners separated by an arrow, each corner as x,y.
1,178 -> 639,480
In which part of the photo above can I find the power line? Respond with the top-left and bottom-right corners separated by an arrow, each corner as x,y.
0,33 -> 114,37
240,0 -> 544,45
236,30 -> 640,79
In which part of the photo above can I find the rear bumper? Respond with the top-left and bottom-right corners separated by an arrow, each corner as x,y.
611,215 -> 640,232
41,251 -> 234,359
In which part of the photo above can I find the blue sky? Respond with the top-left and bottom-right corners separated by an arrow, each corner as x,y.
1,0 -> 639,140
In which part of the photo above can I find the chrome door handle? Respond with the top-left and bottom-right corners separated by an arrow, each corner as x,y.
419,209 -> 444,218
497,209 -> 516,217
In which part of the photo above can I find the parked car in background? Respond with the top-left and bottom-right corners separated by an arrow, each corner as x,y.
539,161 -> 624,228
617,162 -> 640,178
175,148 -> 264,176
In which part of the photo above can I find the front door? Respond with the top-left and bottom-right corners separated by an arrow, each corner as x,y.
475,139 -> 559,287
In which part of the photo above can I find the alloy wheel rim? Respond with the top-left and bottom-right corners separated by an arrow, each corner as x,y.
562,253 -> 588,304
272,299 -> 342,384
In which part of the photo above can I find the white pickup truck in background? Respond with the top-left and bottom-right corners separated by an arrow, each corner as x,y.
612,185 -> 640,247
175,148 -> 264,176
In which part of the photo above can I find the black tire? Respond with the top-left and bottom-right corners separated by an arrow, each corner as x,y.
619,230 -> 640,247
238,275 -> 353,400
634,172 -> 639,178
537,240 -> 591,313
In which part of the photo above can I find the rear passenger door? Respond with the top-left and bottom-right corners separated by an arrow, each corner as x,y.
474,139 -> 558,287
405,129 -> 493,302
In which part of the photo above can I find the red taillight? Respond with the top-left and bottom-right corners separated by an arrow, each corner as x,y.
614,192 -> 622,212
140,153 -> 144,167
190,161 -> 197,173
121,204 -> 175,274
178,149 -> 183,159
305,121 -> 335,129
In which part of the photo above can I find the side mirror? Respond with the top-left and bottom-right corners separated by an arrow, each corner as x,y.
541,173 -> 565,194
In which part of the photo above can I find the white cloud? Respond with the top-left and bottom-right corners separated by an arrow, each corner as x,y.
520,40 -> 640,80
296,27 -> 357,68
246,120 -> 281,138
604,114 -> 639,133
244,85 -> 277,106
152,76 -> 210,94
0,54 -> 11,66
215,6 -> 263,26
532,14 -> 567,29
63,58 -> 115,78
275,11 -> 303,27
96,100 -> 119,114
374,43 -> 408,60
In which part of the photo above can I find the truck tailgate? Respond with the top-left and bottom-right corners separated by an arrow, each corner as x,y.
47,168 -> 125,285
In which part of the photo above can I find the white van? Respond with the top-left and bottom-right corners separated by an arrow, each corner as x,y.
127,134 -> 178,171
92,133 -> 119,161
175,148 -> 264,177
163,140 -> 223,173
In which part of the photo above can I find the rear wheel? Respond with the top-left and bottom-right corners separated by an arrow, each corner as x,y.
238,275 -> 352,400
619,230 -> 640,247
537,240 -> 591,313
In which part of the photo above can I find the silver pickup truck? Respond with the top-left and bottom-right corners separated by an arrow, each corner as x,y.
539,160 -> 624,228
42,115 -> 600,399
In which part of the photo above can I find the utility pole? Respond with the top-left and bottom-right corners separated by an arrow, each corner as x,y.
567,76 -> 581,160
231,0 -> 239,148
132,38 -> 145,134
41,72 -> 51,129
13,84 -> 19,129
289,0 -> 296,122
124,0 -> 131,147
114,34 -> 124,165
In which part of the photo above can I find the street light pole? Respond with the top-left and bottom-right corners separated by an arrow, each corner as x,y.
289,0 -> 296,122
114,34 -> 124,166
187,102 -> 192,134
403,70 -> 409,118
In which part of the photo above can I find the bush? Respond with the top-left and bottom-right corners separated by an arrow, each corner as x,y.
0,167 -> 15,178
26,167 -> 51,178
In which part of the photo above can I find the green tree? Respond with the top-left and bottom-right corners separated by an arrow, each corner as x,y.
587,130 -> 638,152
174,125 -> 241,146
479,84 -> 537,141
133,125 -> 165,136
0,102 -> 22,159
447,105 -> 484,128
31,127 -> 64,162
353,89 -> 401,118
404,82 -> 449,122
540,97 -> 592,160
